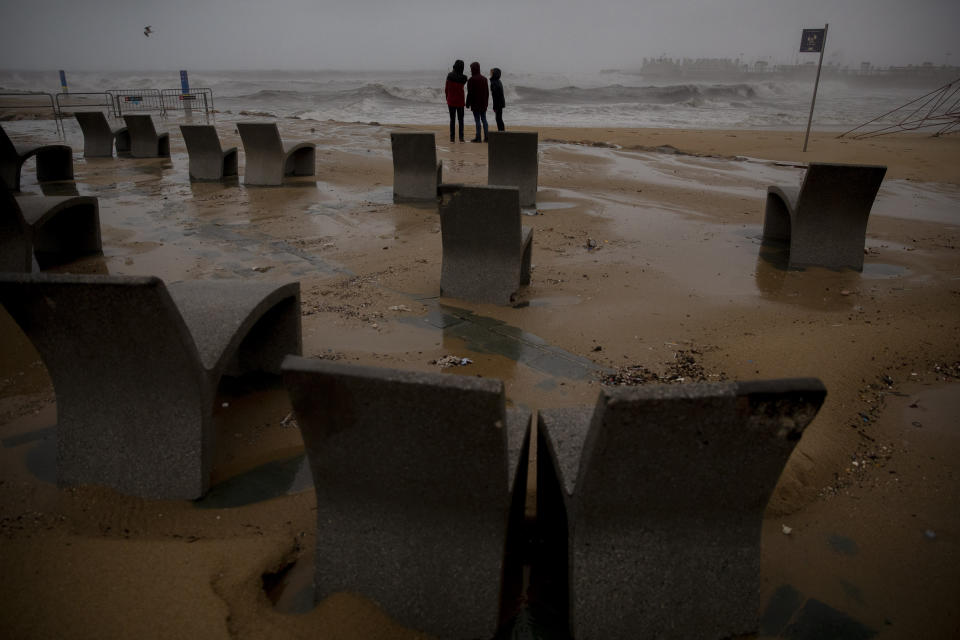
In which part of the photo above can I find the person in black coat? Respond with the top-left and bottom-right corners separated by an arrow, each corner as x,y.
465,61 -> 489,142
490,67 -> 506,131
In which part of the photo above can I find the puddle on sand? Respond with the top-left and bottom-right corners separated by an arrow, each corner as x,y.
403,303 -> 609,381
196,452 -> 311,509
755,241 -> 910,311
1,409 -> 57,486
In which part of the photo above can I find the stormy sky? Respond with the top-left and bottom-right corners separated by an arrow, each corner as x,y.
1,0 -> 956,72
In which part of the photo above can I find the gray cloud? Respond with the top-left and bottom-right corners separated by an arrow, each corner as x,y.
1,0 -> 957,71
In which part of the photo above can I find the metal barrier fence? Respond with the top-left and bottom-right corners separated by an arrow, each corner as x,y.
107,89 -> 165,116
1,87 -> 217,137
161,88 -> 214,118
56,92 -> 115,115
0,92 -> 61,135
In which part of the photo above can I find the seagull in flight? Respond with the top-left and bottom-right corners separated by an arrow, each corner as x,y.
144,25 -> 153,37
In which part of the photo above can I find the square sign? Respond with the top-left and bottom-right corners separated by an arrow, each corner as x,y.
800,29 -> 825,52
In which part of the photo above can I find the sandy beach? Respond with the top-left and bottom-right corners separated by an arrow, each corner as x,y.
1,114 -> 958,639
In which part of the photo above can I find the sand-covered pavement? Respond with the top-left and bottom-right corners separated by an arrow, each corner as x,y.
1,115 -> 958,638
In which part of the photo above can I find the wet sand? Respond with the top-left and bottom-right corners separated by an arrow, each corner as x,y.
1,115 -> 958,638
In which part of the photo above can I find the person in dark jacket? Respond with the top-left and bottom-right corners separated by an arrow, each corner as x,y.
465,61 -> 489,142
444,59 -> 467,142
490,67 -> 506,131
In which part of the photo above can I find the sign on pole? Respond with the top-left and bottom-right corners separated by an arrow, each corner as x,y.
800,29 -> 826,53
58,70 -> 68,94
802,24 -> 828,152
180,70 -> 192,116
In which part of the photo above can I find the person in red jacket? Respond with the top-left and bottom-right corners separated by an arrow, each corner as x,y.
444,60 -> 467,143
465,61 -> 489,143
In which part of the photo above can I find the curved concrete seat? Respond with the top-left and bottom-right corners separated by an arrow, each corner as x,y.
1,123 -> 74,192
74,111 -> 130,157
121,114 -> 170,158
390,131 -> 442,201
236,122 -> 315,186
282,356 -> 531,639
488,131 -> 539,206
439,184 -> 533,304
536,378 -> 827,640
1,186 -> 101,272
0,274 -> 302,500
763,162 -> 887,271
180,125 -> 238,181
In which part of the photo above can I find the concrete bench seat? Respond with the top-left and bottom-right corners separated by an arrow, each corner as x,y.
1,123 -> 74,192
439,184 -> 533,305
180,125 -> 238,181
535,378 -> 827,640
236,122 -> 315,186
390,131 -> 442,201
74,111 -> 130,157
488,131 -> 538,206
762,162 -> 887,270
121,114 -> 170,158
282,356 -> 531,639
0,274 -> 302,500
1,185 -> 101,272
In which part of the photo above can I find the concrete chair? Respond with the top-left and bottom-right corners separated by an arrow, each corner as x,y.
236,122 -> 315,186
488,131 -> 539,207
439,184 -> 533,305
1,185 -> 101,272
535,378 -> 827,640
74,111 -> 130,157
762,162 -> 887,271
180,125 -> 239,181
282,355 -> 531,639
0,123 -> 74,192
121,114 -> 170,158
390,131 -> 442,201
0,274 -> 302,500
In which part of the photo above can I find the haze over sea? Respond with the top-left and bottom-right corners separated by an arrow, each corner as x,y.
0,67 -> 945,131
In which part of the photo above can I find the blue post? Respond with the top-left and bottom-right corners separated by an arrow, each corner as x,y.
59,70 -> 68,94
180,70 -> 192,116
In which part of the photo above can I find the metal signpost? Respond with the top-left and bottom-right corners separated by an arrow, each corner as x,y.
180,70 -> 192,117
801,24 -> 828,152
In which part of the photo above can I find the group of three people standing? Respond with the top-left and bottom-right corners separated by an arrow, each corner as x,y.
444,60 -> 506,143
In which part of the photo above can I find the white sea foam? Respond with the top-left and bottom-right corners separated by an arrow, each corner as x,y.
0,68 -> 931,131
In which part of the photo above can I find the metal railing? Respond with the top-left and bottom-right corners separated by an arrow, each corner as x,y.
1,87 -> 218,137
55,92 -> 116,117
107,89 -> 165,116
0,92 -> 61,135
160,88 -> 214,119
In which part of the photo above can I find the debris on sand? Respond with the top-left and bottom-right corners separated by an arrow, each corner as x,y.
432,355 -> 474,368
600,349 -> 727,386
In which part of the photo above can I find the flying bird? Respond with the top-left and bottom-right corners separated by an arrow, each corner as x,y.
144,25 -> 153,37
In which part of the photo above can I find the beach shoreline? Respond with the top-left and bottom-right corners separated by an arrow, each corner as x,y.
1,116 -> 958,638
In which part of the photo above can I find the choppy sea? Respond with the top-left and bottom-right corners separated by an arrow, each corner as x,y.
0,68 -> 937,131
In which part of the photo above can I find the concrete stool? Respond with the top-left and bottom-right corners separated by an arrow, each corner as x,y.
488,131 -> 538,207
0,274 -> 302,500
763,162 -> 887,271
180,125 -> 239,181
439,184 -> 533,305
236,122 -> 315,186
74,111 -> 130,158
536,378 -> 827,640
282,356 -> 531,639
390,131 -> 442,201
0,123 -> 74,192
122,115 -> 170,158
1,186 -> 101,272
